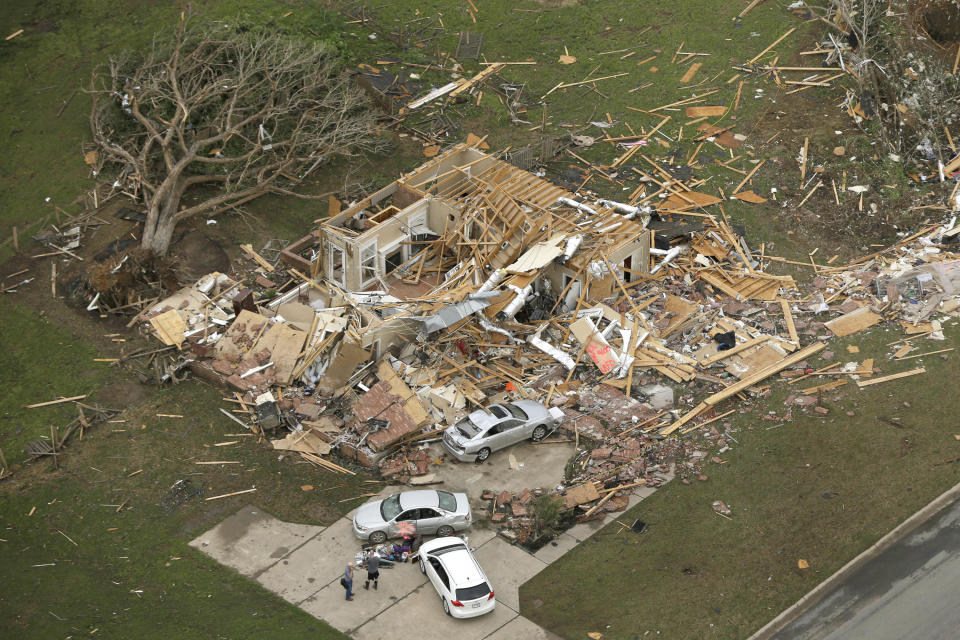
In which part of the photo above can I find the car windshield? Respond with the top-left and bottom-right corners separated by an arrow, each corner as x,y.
455,418 -> 481,438
437,491 -> 457,512
456,582 -> 491,602
504,403 -> 528,420
380,494 -> 402,520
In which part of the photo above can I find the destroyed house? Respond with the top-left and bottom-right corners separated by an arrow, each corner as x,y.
281,144 -> 653,352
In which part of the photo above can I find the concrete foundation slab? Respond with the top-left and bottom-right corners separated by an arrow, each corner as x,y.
351,581 -> 518,640
473,539 -> 548,611
257,517 -> 358,603
299,563 -> 427,633
428,439 -> 575,506
532,532 -> 579,564
188,506 -> 322,577
485,613 -> 566,639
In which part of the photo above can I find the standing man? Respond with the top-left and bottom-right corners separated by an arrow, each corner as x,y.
343,562 -> 354,601
364,554 -> 380,590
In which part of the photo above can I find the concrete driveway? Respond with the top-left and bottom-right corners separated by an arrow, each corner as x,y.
190,456 -> 669,639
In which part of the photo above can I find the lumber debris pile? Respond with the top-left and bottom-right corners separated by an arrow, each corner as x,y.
115,141 -> 960,525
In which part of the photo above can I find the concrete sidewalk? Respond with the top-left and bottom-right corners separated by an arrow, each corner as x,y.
190,479 -> 666,639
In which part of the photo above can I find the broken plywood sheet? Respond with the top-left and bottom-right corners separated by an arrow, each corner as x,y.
733,190 -> 768,204
563,482 -> 601,508
662,295 -> 697,336
505,238 -> 565,273
276,302 -> 316,332
661,190 -> 723,210
150,309 -> 187,346
825,306 -> 881,337
271,429 -> 332,455
315,341 -> 370,395
724,342 -> 787,378
256,322 -> 308,385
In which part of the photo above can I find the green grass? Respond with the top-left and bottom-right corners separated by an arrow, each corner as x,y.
1,1 -> 955,639
0,380 -> 378,639
522,322 -> 960,639
0,0 -> 370,261
0,298 -> 126,466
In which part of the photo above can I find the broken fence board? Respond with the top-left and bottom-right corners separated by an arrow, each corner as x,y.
856,368 -> 926,388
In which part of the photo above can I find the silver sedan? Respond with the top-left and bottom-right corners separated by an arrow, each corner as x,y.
441,400 -> 559,463
352,489 -> 471,544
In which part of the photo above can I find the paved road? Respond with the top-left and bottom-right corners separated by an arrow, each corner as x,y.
770,498 -> 960,640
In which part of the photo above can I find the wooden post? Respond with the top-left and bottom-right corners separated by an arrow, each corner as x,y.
51,425 -> 59,469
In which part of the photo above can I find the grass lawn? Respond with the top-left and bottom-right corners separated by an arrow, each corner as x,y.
1,0 -> 955,639
0,380 -> 379,639
521,322 -> 960,639
0,298 -> 128,466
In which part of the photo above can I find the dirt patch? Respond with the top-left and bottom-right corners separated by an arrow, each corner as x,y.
915,0 -> 960,44
23,20 -> 59,35
169,230 -> 232,281
93,379 -> 151,407
304,501 -> 344,525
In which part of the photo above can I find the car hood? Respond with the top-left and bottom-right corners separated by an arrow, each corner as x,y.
354,501 -> 385,527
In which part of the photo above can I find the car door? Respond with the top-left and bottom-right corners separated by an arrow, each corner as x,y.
493,418 -> 526,449
428,557 -> 451,600
389,508 -> 419,537
416,508 -> 443,534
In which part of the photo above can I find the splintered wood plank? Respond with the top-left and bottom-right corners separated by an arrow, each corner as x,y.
799,379 -> 847,395
686,105 -> 727,117
856,368 -> 925,388
780,299 -> 799,343
680,62 -> 703,83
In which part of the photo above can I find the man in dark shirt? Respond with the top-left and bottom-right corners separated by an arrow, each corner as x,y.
364,554 -> 380,590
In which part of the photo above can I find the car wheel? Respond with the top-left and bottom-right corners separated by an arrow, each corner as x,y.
476,447 -> 491,463
419,557 -> 426,574
436,525 -> 454,537
531,425 -> 547,441
369,530 -> 387,545
442,597 -> 451,616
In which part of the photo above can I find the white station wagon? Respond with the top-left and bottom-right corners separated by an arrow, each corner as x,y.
418,536 -> 495,618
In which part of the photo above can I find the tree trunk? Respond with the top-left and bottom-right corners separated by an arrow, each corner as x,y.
143,214 -> 179,255
141,177 -> 186,255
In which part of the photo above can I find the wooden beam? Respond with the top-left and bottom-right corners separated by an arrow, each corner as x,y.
856,368 -> 926,388
662,342 -> 825,435
24,395 -> 87,409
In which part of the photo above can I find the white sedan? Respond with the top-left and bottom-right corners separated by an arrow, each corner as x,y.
418,536 -> 495,618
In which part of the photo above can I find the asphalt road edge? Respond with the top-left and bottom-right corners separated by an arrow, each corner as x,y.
745,477 -> 960,640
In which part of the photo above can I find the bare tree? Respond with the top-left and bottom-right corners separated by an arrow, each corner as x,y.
89,18 -> 386,254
